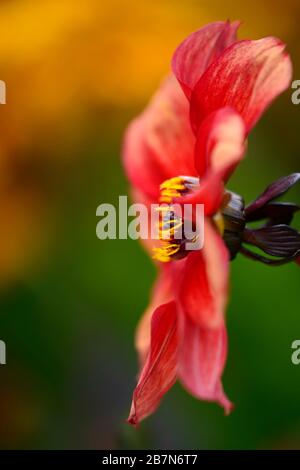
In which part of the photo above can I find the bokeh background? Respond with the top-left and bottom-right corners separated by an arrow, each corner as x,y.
0,0 -> 299,450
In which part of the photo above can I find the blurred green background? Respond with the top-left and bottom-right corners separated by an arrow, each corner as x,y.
0,0 -> 299,449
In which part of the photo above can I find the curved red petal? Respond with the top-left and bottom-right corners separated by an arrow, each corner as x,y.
177,220 -> 229,328
190,37 -> 292,133
194,107 -> 246,181
135,265 -> 174,367
128,301 -> 178,426
172,21 -> 240,100
123,76 -> 196,200
174,171 -> 224,217
129,187 -> 161,255
178,313 -> 233,414
173,108 -> 245,215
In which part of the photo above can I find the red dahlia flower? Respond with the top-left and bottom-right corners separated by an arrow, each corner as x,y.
122,21 -> 299,425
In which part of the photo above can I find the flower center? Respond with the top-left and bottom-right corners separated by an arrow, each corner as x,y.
152,174 -> 300,265
153,176 -> 246,262
152,176 -> 200,262
219,191 -> 246,259
159,176 -> 200,203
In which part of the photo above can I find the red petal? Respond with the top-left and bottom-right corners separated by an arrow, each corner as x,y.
123,76 -> 196,200
135,266 -> 174,367
173,108 -> 245,215
173,170 -> 224,217
172,21 -> 239,100
128,301 -> 178,426
129,187 -> 161,255
178,313 -> 233,414
194,107 -> 246,181
190,37 -> 292,133
177,220 -> 229,328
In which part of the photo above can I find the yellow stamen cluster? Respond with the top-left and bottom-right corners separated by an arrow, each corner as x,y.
152,205 -> 183,263
159,177 -> 186,203
152,175 -> 200,263
153,241 -> 181,262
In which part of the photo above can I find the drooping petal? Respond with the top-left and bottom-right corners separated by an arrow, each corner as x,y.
178,313 -> 233,414
194,107 -> 246,181
128,301 -> 178,426
245,201 -> 300,225
135,265 -> 174,367
245,173 -> 300,218
190,37 -> 292,133
123,76 -> 196,200
172,21 -> 240,100
243,224 -> 300,258
177,220 -> 230,328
